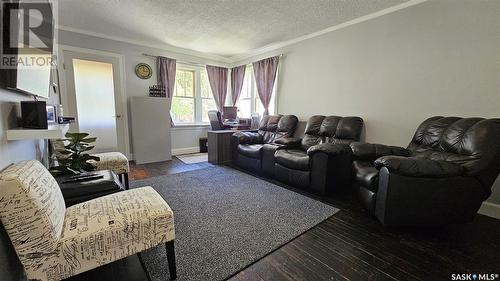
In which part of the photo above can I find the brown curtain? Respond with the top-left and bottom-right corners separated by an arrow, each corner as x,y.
157,56 -> 176,126
230,65 -> 246,106
253,56 -> 279,115
206,65 -> 228,112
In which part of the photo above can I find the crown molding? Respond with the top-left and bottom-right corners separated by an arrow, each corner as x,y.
57,25 -> 233,64
227,0 -> 428,63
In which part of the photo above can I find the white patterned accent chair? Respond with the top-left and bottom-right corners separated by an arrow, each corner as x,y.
0,160 -> 176,281
51,140 -> 130,189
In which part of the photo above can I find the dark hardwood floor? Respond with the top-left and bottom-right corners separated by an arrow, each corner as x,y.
129,157 -> 214,180
70,156 -> 500,281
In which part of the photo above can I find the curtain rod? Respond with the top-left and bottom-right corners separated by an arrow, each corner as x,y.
142,53 -> 283,68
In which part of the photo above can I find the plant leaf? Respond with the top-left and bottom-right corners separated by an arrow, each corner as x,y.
82,146 -> 95,151
80,137 -> 97,143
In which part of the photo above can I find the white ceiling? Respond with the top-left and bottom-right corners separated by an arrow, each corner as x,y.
58,0 -> 410,59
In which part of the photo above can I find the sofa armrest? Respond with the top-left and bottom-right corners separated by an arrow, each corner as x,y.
375,167 -> 485,226
307,143 -> 353,194
274,137 -> 301,147
350,142 -> 410,161
307,143 -> 351,156
374,156 -> 464,178
232,131 -> 263,145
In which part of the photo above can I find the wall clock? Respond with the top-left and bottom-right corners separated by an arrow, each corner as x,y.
135,63 -> 152,79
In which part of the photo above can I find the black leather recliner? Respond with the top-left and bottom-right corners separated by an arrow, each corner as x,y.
232,115 -> 298,174
351,116 -> 500,227
274,115 -> 364,194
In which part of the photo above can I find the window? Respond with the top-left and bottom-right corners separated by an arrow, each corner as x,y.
172,70 -> 195,123
238,67 -> 252,118
237,65 -> 277,118
200,70 -> 217,123
171,65 -> 217,124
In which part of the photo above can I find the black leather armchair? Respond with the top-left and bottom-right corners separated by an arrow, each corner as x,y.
274,115 -> 364,194
232,115 -> 298,174
351,116 -> 500,226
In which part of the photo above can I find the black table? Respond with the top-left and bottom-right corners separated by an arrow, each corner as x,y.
56,170 -> 125,207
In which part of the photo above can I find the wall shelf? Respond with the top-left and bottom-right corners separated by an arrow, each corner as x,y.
6,124 -> 69,140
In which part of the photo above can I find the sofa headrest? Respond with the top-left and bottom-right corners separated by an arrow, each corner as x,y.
409,116 -> 500,176
258,114 -> 298,133
304,115 -> 363,141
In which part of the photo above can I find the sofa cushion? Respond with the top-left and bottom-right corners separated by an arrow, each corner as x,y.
275,149 -> 310,171
353,160 -> 379,192
238,144 -> 263,159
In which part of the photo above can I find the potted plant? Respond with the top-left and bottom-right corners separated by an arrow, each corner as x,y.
50,132 -> 100,175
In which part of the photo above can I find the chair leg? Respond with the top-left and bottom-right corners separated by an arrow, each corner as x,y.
166,240 -> 177,280
124,172 -> 129,190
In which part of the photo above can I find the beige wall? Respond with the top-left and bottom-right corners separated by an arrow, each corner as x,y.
234,0 -> 500,204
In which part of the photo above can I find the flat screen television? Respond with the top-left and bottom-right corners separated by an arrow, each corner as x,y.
1,0 -> 54,99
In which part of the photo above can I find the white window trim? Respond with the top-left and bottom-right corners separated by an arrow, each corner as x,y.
172,64 -> 215,126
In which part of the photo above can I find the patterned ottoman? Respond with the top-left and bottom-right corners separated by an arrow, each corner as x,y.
91,152 -> 130,189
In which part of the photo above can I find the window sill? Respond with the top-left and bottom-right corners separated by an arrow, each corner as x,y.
171,123 -> 211,130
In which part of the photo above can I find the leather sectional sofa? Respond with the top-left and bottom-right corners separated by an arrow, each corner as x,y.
233,115 -> 364,194
351,116 -> 500,226
232,115 -> 299,175
274,115 -> 364,194
233,115 -> 500,227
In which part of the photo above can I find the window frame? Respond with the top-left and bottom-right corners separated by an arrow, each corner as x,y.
172,64 -> 216,126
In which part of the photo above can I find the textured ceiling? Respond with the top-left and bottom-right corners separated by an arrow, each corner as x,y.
58,0 -> 410,58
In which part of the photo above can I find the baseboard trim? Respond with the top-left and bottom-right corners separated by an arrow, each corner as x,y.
172,147 -> 200,156
478,202 -> 500,219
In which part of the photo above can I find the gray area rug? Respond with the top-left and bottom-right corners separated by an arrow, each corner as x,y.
130,166 -> 339,281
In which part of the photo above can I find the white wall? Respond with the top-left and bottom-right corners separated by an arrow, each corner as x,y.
170,126 -> 208,155
233,0 -> 500,204
57,29 -> 230,156
0,89 -> 41,170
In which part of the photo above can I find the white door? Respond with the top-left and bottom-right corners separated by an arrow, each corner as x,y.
62,50 -> 127,154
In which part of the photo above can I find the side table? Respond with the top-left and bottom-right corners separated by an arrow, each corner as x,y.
208,129 -> 256,165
